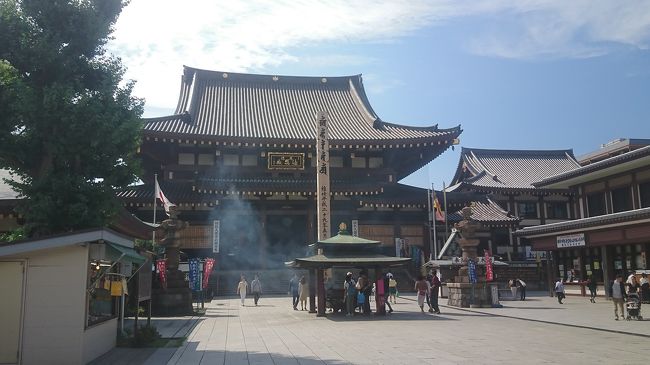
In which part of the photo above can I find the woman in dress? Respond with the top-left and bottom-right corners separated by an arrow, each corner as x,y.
298,275 -> 309,310
236,275 -> 248,306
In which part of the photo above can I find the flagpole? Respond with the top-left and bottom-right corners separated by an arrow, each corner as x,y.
432,183 -> 438,260
427,187 -> 433,261
152,174 -> 157,245
443,181 -> 449,241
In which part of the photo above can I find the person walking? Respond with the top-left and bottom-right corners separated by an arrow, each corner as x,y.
344,272 -> 357,317
236,275 -> 248,306
640,273 -> 650,303
554,278 -> 565,304
388,274 -> 398,304
516,278 -> 527,301
626,274 -> 640,295
586,275 -> 597,303
429,272 -> 441,314
415,275 -> 429,313
251,274 -> 262,306
357,271 -> 371,314
383,272 -> 394,314
289,274 -> 300,310
298,275 -> 309,311
611,274 -> 627,320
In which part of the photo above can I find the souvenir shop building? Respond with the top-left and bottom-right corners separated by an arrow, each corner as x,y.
515,144 -> 650,294
119,66 -> 462,271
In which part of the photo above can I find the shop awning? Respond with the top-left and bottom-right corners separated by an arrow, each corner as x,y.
107,242 -> 146,265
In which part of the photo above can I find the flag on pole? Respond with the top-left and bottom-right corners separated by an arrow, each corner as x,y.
433,191 -> 445,222
154,176 -> 174,215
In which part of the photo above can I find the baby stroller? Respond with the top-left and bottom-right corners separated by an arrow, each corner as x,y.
626,293 -> 643,320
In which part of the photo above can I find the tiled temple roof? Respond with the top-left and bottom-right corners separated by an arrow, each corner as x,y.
449,148 -> 580,192
143,66 -> 461,143
534,145 -> 650,188
446,198 -> 519,227
514,207 -> 650,237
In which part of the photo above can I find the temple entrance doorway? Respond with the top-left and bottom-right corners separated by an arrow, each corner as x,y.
266,215 -> 308,268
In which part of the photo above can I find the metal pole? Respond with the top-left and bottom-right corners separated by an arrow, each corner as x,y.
427,188 -> 433,261
432,184 -> 438,260
443,181 -> 449,241
152,174 -> 158,245
120,278 -> 126,335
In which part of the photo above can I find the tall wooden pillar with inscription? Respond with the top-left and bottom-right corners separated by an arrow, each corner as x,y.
315,111 -> 331,316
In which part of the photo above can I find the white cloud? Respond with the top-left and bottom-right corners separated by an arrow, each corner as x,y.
109,0 -> 650,111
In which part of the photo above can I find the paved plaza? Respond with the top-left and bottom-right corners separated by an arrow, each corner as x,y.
94,292 -> 649,365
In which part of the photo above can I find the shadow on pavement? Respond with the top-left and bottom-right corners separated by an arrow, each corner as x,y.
174,343 -> 350,365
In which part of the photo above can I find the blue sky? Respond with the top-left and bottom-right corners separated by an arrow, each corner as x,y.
110,1 -> 650,189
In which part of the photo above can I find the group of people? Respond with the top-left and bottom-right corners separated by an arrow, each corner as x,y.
236,274 -> 263,306
288,274 -> 310,310
508,278 -> 527,301
343,271 -> 374,316
413,272 -> 442,314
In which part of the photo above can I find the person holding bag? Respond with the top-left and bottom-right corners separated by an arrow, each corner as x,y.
415,275 -> 429,313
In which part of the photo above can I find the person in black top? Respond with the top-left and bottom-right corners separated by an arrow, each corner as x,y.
288,274 -> 300,310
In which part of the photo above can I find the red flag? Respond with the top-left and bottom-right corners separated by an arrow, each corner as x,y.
156,259 -> 167,288
485,250 -> 494,282
154,176 -> 174,215
433,192 -> 445,222
203,258 -> 215,289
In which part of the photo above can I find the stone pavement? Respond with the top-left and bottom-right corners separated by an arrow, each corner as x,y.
95,292 -> 649,364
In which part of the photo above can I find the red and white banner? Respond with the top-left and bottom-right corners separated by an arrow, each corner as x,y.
154,176 -> 175,215
156,259 -> 167,288
485,250 -> 494,282
203,258 -> 215,289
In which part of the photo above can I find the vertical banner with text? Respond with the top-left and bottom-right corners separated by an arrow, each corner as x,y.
351,220 -> 359,237
212,220 -> 220,253
316,111 -> 331,240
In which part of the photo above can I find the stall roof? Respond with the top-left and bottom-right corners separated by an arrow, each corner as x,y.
107,242 -> 145,264
0,228 -> 142,259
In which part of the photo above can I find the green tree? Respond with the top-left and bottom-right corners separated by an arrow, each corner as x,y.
0,0 -> 143,237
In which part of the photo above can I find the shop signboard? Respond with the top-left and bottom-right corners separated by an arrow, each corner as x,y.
352,220 -> 359,237
557,233 -> 586,248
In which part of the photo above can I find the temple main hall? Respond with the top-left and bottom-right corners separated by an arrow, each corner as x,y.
119,66 -> 461,271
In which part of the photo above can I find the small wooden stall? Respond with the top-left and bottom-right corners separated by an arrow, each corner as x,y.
286,224 -> 410,316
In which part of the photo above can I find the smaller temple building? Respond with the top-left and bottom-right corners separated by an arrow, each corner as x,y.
515,144 -> 650,296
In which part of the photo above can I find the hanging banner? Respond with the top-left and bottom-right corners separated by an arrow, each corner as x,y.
395,238 -> 402,257
468,259 -> 478,284
316,111 -> 331,240
212,220 -> 220,253
189,258 -> 200,291
351,220 -> 359,237
485,250 -> 494,282
156,259 -> 167,289
203,258 -> 215,289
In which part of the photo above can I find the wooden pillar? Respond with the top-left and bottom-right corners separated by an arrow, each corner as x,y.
546,250 -> 554,297
309,268 -> 317,313
317,269 -> 326,317
259,210 -> 267,269
602,246 -> 611,299
375,267 -> 386,315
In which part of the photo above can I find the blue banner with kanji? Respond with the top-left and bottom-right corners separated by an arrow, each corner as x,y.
468,259 -> 477,284
189,258 -> 200,291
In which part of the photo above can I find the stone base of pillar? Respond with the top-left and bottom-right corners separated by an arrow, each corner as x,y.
151,269 -> 194,316
447,282 -> 498,308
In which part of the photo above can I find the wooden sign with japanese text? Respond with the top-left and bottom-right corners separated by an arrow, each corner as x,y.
267,152 -> 305,170
316,111 -> 331,240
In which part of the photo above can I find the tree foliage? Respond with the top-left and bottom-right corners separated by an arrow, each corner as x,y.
0,0 -> 143,237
